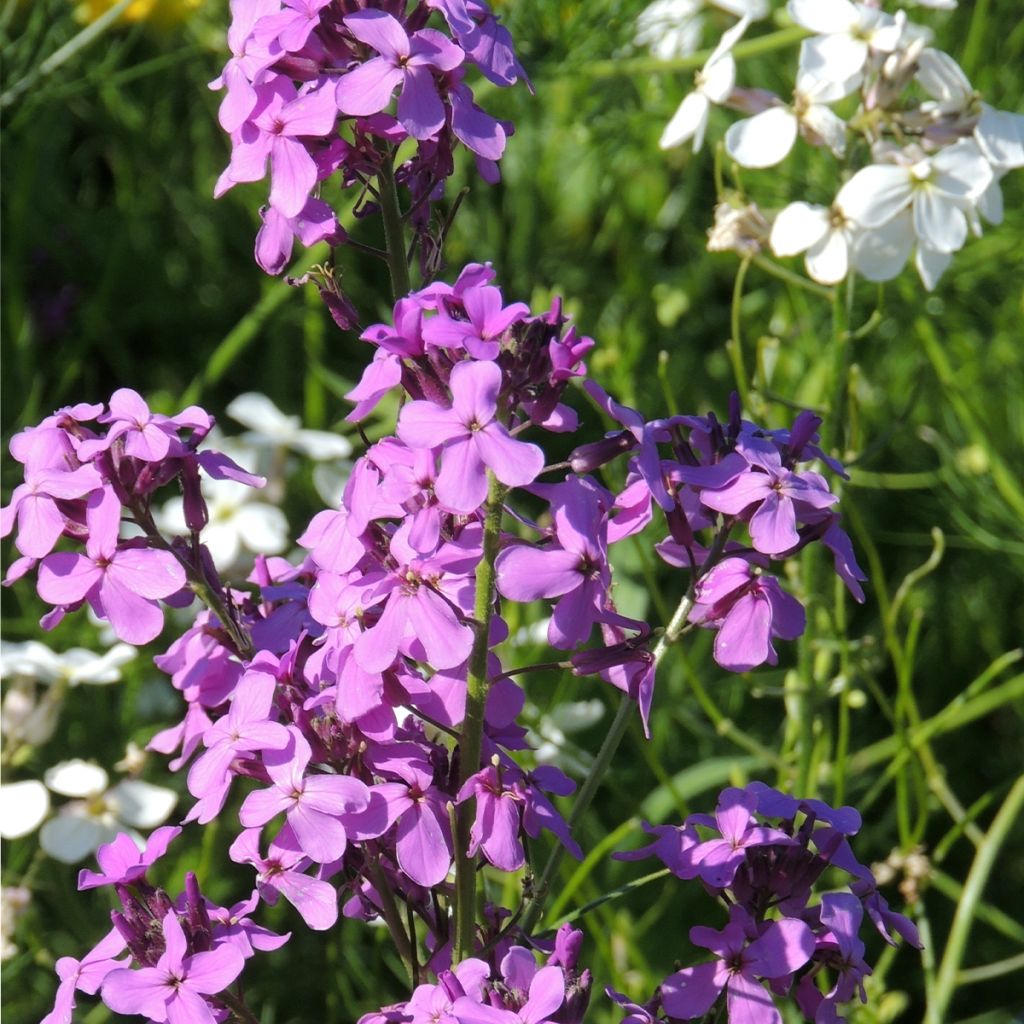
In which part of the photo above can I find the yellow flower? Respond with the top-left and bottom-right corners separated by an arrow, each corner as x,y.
71,0 -> 201,29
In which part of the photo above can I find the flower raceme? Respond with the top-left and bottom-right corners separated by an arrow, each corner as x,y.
615,783 -> 922,1024
212,0 -> 529,274
15,266 -> 871,1024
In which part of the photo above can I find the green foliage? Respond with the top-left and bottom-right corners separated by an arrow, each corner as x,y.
2,1 -> 1022,1022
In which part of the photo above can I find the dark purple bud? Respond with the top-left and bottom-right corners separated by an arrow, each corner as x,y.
665,505 -> 694,548
569,431 -> 636,473
554,968 -> 592,1024
181,459 -> 209,534
183,871 -> 213,952
787,411 -> 822,461
320,285 -> 360,332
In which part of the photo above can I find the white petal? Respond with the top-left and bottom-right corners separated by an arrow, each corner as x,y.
44,760 -> 108,798
975,176 -> 1004,226
725,106 -> 798,168
289,430 -> 354,460
798,34 -> 867,85
916,48 -> 972,107
932,139 -> 993,199
913,189 -> 967,253
851,212 -> 914,281
787,0 -> 858,34
707,15 -> 751,67
915,246 -> 953,290
234,503 -> 289,553
796,60 -> 860,103
711,0 -> 768,18
770,202 -> 830,256
660,92 -> 709,150
801,102 -> 847,156
67,644 -> 137,686
701,53 -> 736,104
107,780 -> 178,829
836,164 -> 912,227
0,640 -> 62,683
39,813 -> 112,863
313,463 -> 348,507
975,105 -> 1024,169
0,781 -> 50,838
805,229 -> 850,284
227,392 -> 298,440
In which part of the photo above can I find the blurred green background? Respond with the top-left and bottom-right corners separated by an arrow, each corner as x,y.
2,1 -> 1023,1022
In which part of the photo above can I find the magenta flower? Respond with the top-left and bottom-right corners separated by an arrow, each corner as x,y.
216,78 -> 340,217
397,359 -> 544,513
102,911 -> 244,1024
495,478 -> 611,649
688,558 -> 805,673
422,281 -> 529,360
336,10 -> 464,139
239,727 -> 370,862
42,926 -> 128,1024
700,446 -> 838,556
690,787 -> 796,888
229,826 -> 339,931
1,463 -> 102,558
37,490 -> 187,645
660,906 -> 815,1023
457,762 -> 525,871
78,825 -> 182,891
454,964 -> 566,1024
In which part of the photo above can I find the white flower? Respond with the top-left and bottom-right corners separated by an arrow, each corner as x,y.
788,0 -> 904,85
725,63 -> 854,169
37,759 -> 177,864
916,49 -> 1024,170
227,392 -> 353,461
0,639 -> 136,687
0,780 -> 50,839
660,16 -> 750,151
1,886 -> 31,961
837,141 -> 993,255
636,0 -> 767,61
770,201 -> 854,284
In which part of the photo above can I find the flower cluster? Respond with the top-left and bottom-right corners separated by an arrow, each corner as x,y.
653,0 -> 1024,287
613,782 -> 921,1024
12,265 -> 871,1023
1,390 -> 263,646
212,0 -> 528,274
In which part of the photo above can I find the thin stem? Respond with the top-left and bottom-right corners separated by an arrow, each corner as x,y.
751,254 -> 834,299
928,775 -> 1024,1023
727,255 -> 753,411
217,988 -> 262,1024
366,854 -> 415,982
1,0 -> 136,108
453,474 -> 508,962
518,525 -> 730,936
378,156 -> 411,301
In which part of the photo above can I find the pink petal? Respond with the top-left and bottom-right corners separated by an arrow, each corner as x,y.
37,553 -> 101,606
269,136 -> 317,218
335,57 -> 403,116
397,65 -> 445,139
343,9 -> 408,59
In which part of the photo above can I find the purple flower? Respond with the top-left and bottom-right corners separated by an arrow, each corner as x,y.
37,490 -> 187,645
216,78 -> 339,217
397,360 -> 544,513
78,826 -> 182,891
239,727 -> 371,862
454,964 -> 566,1024
336,10 -> 464,140
422,281 -> 529,359
688,558 -> 805,672
660,906 -> 815,1023
43,927 -> 129,1024
495,477 -> 611,649
102,910 -> 245,1024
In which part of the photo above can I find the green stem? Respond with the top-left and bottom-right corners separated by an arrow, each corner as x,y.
0,0 -> 136,108
727,255 -> 753,411
453,474 -> 508,962
751,254 -> 834,298
366,854 -> 415,982
928,775 -> 1024,1023
378,156 -> 411,301
518,576 -> 707,937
